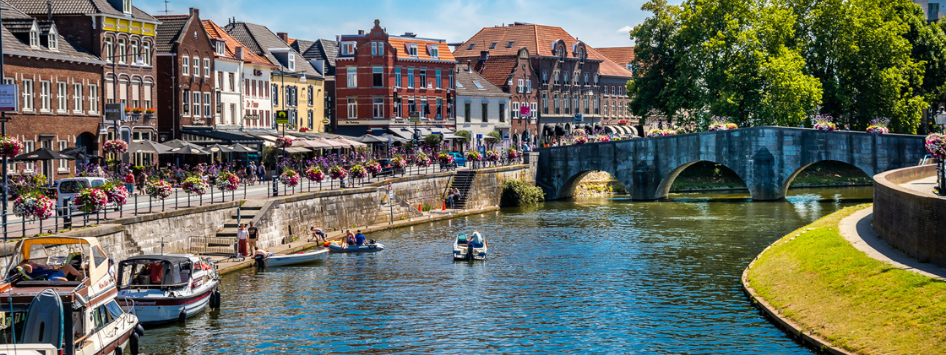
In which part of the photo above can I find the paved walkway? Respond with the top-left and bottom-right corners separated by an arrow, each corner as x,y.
899,175 -> 938,196
838,206 -> 946,281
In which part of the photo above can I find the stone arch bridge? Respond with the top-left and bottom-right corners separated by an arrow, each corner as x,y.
536,126 -> 928,200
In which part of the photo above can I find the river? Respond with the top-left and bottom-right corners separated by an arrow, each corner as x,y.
139,186 -> 873,354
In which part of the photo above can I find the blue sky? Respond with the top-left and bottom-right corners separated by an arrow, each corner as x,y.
138,0 -> 658,48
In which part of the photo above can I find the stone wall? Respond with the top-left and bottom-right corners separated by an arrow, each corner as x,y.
873,164 -> 946,267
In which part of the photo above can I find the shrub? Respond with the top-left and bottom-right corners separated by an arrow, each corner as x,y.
500,180 -> 545,207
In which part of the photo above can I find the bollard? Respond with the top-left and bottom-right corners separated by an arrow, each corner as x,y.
63,198 -> 72,230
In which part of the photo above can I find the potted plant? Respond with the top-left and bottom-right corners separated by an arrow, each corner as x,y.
0,136 -> 25,158
144,108 -> 156,118
866,117 -> 890,134
812,114 -> 836,131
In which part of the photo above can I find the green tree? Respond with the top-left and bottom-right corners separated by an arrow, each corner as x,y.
454,130 -> 472,153
484,131 -> 502,149
423,134 -> 442,147
628,0 -> 692,125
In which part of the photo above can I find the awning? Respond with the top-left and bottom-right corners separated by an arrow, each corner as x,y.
284,147 -> 311,154
333,126 -> 371,137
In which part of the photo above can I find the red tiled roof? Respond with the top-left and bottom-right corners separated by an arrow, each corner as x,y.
472,57 -> 517,87
388,37 -> 456,62
453,24 -> 608,62
202,19 -> 275,67
596,47 -> 635,65
588,47 -> 633,78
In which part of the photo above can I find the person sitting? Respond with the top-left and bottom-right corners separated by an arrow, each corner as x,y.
343,230 -> 356,247
254,249 -> 275,258
19,262 -> 82,281
469,230 -> 484,248
355,230 -> 366,246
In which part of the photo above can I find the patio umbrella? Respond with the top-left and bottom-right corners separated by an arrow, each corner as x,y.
331,137 -> 368,148
127,140 -> 172,154
351,135 -> 387,144
299,138 -> 337,149
13,147 -> 75,161
228,143 -> 258,153
205,144 -> 232,153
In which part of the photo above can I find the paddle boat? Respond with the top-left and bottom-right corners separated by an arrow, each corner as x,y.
116,254 -> 221,325
253,249 -> 328,268
327,241 -> 385,253
453,234 -> 488,261
0,236 -> 143,355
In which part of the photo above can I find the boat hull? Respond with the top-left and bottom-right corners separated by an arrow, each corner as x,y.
453,237 -> 487,261
262,249 -> 328,267
328,243 -> 385,253
119,280 -> 218,325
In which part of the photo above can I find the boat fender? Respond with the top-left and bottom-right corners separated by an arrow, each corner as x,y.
135,324 -> 145,337
369,239 -> 376,245
115,345 -> 123,355
130,331 -> 140,355
254,255 -> 266,268
211,291 -> 221,309
178,310 -> 186,323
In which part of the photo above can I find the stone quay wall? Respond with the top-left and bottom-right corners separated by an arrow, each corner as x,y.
873,164 -> 946,267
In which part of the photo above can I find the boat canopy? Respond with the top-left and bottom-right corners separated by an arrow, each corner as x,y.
117,255 -> 197,288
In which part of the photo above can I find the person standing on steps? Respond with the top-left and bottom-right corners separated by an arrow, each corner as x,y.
247,222 -> 259,253
236,224 -> 249,258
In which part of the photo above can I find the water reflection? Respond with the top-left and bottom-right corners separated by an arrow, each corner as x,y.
139,187 -> 870,354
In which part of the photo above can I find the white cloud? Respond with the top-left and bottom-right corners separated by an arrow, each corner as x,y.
617,26 -> 633,33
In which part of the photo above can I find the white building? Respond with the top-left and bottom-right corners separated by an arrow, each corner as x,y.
203,19 -> 275,130
915,0 -> 946,21
454,64 -> 511,138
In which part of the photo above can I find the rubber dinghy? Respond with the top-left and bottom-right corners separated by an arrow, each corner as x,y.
327,242 -> 385,253
453,234 -> 488,261
22,288 -> 63,348
255,249 -> 328,268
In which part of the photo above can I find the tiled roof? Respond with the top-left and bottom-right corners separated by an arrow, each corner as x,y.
0,1 -> 32,19
153,15 -> 188,53
596,46 -> 635,65
588,47 -> 633,78
202,19 -> 273,67
6,0 -> 156,21
455,65 -> 508,97
291,38 -> 337,76
386,36 -> 456,62
453,24 -> 607,61
472,56 -> 517,88
0,2 -> 100,63
224,21 -> 322,78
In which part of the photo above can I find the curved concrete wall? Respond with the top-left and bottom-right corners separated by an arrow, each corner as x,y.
873,164 -> 946,267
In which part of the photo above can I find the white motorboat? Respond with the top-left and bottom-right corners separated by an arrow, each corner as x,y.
253,249 -> 328,268
0,236 -> 143,355
453,234 -> 488,261
116,254 -> 220,325
327,242 -> 385,253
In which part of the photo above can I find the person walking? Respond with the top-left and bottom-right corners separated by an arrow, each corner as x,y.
247,162 -> 256,186
236,224 -> 249,258
124,172 -> 136,195
247,222 -> 259,253
257,163 -> 266,183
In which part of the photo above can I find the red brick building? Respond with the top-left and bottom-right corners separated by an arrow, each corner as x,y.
334,19 -> 457,137
1,2 -> 104,180
8,0 -> 161,155
155,8 -> 217,141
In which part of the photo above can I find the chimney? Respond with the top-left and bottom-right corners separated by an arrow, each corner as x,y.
358,30 -> 365,35
466,60 -> 472,72
277,32 -> 289,43
46,1 -> 52,21
189,7 -> 199,18
235,47 -> 244,60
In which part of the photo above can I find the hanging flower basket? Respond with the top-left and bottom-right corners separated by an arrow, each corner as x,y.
467,151 -> 483,161
329,165 -> 348,180
104,184 -> 129,206
485,150 -> 500,162
0,136 -> 24,158
280,169 -> 300,187
74,187 -> 108,213
182,176 -> 209,195
926,133 -> 946,159
104,139 -> 128,154
145,180 -> 173,200
391,157 -> 406,169
437,153 -> 454,165
12,192 -> 54,220
366,161 -> 383,175
275,137 -> 293,149
216,172 -> 240,191
572,136 -> 589,145
506,148 -> 520,159
349,165 -> 367,179
306,166 -> 324,183
415,153 -> 431,167
812,114 -> 836,132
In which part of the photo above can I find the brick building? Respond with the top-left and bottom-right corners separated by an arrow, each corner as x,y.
155,8 -> 217,141
8,0 -> 161,154
454,63 -> 511,139
595,47 -> 637,135
1,1 -> 104,180
454,23 -> 636,145
334,19 -> 458,138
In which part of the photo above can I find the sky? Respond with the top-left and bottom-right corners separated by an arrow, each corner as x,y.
138,0 -> 659,48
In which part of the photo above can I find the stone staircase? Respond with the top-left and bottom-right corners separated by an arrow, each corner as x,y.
189,204 -> 263,256
450,171 -> 477,209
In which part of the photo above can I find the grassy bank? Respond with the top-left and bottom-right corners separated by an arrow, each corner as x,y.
746,204 -> 946,354
670,161 -> 871,192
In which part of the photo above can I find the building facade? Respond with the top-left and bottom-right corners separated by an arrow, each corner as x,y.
203,20 -> 242,130
292,38 -> 337,133
454,64 -> 511,138
596,47 -> 637,135
155,8 -> 217,141
9,0 -> 160,152
1,3 -> 105,179
334,20 -> 457,137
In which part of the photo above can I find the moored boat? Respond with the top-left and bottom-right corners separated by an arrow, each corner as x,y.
0,236 -> 143,355
116,254 -> 220,325
453,234 -> 488,260
327,242 -> 385,253
254,249 -> 328,268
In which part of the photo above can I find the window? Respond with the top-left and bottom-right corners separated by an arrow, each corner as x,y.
347,67 -> 357,88
23,141 -> 34,171
307,110 -> 314,129
421,101 -> 428,117
192,92 -> 200,117
105,38 -> 114,63
193,57 -> 200,78
131,80 -> 140,108
142,42 -> 151,65
373,98 -> 383,118
347,98 -> 357,118
419,69 -> 427,88
574,72 -> 580,85
449,73 -> 454,89
499,103 -> 505,122
130,40 -> 138,63
272,84 -> 279,106
489,42 -> 497,49
56,82 -> 67,112
604,101 -> 609,118
228,73 -> 235,92
594,97 -> 599,115
512,102 -> 519,119
542,71 -> 548,84
29,26 -> 39,48
373,67 -> 383,87
250,80 -> 256,97
430,45 -> 439,58
531,102 -> 537,118
22,79 -> 33,111
473,81 -> 483,90
584,73 -> 589,86
409,99 -> 416,116
117,39 -> 126,63
563,72 -> 568,85
407,68 -> 414,88
517,79 -> 524,93
287,53 -> 295,71
203,58 -> 210,77
395,98 -> 402,118
48,31 -> 58,51
481,102 -> 487,122
395,68 -> 402,87
583,96 -> 590,114
525,79 -> 532,93
554,95 -> 560,114
73,83 -> 82,113
88,84 -> 98,113
573,96 -> 579,114
464,102 -> 471,122
204,92 -> 212,117
437,99 -> 443,119
466,43 -> 474,50
594,74 -> 599,86
371,42 -> 379,56
40,81 -> 51,111
930,3 -> 940,21
123,0 -> 131,13
341,41 -> 356,55
181,56 -> 189,76
435,69 -> 442,89
216,41 -> 225,56
506,41 -> 515,48
554,71 -> 560,84
563,94 -> 569,114
308,85 -> 314,106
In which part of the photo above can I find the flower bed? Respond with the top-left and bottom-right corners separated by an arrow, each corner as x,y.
812,114 -> 836,132
74,188 -> 108,213
275,137 -> 293,149
280,169 -> 301,187
926,133 -> 946,159
329,165 -> 348,180
103,139 -> 128,154
866,117 -> 890,134
708,116 -> 738,131
182,176 -> 209,195
572,136 -> 589,145
647,129 -> 676,138
216,172 -> 240,191
391,157 -> 406,169
0,136 -> 24,158
144,180 -> 173,199
349,165 -> 367,179
596,136 -> 611,143
306,166 -> 324,183
12,192 -> 54,220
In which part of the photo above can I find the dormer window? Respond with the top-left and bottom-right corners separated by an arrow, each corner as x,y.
577,48 -> 584,61
341,41 -> 356,56
287,53 -> 295,71
558,45 -> 565,61
429,45 -> 439,58
29,22 -> 39,48
123,0 -> 132,14
215,41 -> 225,56
408,43 -> 418,57
47,25 -> 58,51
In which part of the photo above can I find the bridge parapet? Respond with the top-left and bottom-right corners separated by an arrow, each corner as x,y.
536,127 -> 927,201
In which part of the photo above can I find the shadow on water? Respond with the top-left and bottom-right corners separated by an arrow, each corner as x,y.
139,186 -> 871,355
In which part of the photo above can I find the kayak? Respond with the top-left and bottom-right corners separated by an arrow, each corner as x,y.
453,234 -> 487,261
327,242 -> 385,253
256,249 -> 328,267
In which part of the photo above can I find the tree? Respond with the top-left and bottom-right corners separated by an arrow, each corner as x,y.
628,0 -> 691,125
484,131 -> 502,149
454,130 -> 472,153
422,134 -> 442,147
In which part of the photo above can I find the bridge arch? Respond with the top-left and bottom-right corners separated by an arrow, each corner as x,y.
655,160 -> 750,199
558,169 -> 628,199
780,160 -> 874,197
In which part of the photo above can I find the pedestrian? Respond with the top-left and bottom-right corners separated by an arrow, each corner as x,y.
247,222 -> 259,253
247,162 -> 256,186
257,164 -> 266,183
236,223 -> 249,257
137,170 -> 148,190
124,172 -> 136,195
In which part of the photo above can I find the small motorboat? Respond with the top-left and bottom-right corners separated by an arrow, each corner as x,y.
328,241 -> 385,253
453,234 -> 488,261
116,254 -> 221,325
254,249 -> 328,268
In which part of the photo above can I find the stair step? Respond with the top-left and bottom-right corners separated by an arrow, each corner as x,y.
188,246 -> 234,255
241,206 -> 263,210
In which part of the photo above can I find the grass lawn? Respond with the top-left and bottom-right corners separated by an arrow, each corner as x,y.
747,204 -> 946,354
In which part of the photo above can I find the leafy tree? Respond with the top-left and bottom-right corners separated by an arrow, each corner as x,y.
423,133 -> 442,147
484,131 -> 502,149
628,0 -> 690,125
454,130 -> 472,153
